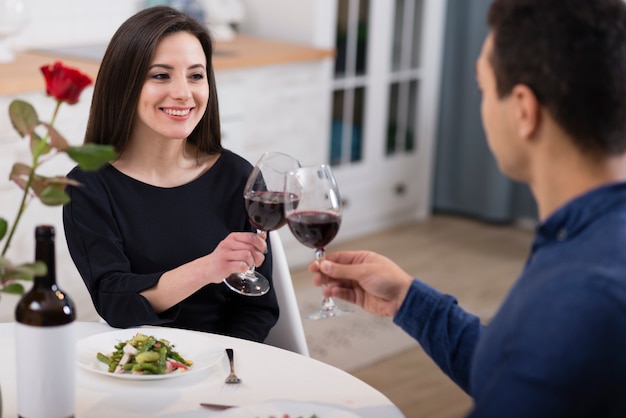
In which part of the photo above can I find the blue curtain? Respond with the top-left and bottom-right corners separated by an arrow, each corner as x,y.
432,0 -> 537,223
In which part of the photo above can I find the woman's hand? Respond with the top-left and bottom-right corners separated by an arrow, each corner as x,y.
141,232 -> 267,312
309,250 -> 413,317
203,231 -> 267,282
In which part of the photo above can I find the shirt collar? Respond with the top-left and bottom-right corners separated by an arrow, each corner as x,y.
534,182 -> 626,249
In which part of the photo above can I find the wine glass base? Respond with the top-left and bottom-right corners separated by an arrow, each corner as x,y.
223,273 -> 270,296
306,305 -> 352,320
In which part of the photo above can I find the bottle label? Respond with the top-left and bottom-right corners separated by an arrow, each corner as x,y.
15,322 -> 75,418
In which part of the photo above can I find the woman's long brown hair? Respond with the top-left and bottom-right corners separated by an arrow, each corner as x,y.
84,6 -> 222,155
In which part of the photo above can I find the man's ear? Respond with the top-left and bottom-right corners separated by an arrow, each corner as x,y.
511,84 -> 541,139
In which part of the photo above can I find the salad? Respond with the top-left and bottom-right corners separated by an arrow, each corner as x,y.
96,332 -> 193,375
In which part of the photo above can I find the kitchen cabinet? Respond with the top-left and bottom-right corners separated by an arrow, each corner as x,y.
243,0 -> 447,244
216,60 -> 332,167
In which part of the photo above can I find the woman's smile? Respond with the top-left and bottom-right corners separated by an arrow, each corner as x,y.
162,107 -> 193,117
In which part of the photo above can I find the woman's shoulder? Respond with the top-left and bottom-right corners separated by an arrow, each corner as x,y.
66,163 -> 132,198
216,150 -> 254,174
67,163 -> 114,183
64,164 -> 120,210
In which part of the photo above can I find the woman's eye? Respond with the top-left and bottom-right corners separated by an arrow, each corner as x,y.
190,73 -> 205,81
151,73 -> 170,80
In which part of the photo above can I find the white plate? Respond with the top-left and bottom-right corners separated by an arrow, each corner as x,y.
76,327 -> 224,380
212,400 -> 361,418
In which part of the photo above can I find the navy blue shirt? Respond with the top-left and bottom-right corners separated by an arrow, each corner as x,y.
395,182 -> 626,417
63,150 -> 279,342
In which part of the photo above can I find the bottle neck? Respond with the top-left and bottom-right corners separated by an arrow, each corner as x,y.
34,236 -> 57,287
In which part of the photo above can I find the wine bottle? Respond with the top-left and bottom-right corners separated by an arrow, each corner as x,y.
15,225 -> 76,418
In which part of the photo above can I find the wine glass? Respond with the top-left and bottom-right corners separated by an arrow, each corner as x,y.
0,0 -> 28,63
223,152 -> 301,296
284,164 -> 351,319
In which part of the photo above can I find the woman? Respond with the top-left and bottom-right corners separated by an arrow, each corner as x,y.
63,6 -> 279,342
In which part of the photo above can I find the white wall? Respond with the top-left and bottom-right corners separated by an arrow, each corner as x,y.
240,0 -> 325,46
10,0 -> 337,51
10,0 -> 299,50
11,0 -> 142,49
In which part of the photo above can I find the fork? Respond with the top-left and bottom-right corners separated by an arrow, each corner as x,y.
224,348 -> 241,384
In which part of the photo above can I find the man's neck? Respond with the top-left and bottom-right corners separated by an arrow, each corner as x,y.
530,149 -> 626,221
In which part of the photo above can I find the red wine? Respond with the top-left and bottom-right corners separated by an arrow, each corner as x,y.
286,210 -> 342,249
245,190 -> 298,231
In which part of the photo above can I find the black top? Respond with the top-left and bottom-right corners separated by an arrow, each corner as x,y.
63,150 -> 279,342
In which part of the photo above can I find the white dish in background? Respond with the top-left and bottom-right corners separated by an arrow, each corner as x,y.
76,327 -> 224,381
213,400 -> 361,418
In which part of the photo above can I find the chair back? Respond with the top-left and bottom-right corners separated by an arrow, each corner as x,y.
264,231 -> 310,356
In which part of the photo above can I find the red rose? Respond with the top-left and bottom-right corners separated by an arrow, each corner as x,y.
40,61 -> 93,105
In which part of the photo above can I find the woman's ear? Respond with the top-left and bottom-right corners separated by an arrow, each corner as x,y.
511,84 -> 541,139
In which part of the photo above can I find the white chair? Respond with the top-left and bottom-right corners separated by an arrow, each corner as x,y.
264,230 -> 310,356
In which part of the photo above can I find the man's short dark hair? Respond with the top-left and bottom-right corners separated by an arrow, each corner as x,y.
488,0 -> 626,156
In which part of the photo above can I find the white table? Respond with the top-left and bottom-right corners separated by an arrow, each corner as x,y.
0,322 -> 404,417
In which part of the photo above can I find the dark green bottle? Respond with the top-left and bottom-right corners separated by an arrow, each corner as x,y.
15,225 -> 76,418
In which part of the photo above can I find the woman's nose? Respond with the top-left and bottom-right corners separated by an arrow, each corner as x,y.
171,77 -> 192,99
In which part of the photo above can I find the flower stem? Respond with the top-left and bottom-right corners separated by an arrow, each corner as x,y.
1,169 -> 36,257
48,100 -> 61,129
1,100 -> 62,257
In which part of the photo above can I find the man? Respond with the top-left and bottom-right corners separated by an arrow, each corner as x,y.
310,1 -> 626,416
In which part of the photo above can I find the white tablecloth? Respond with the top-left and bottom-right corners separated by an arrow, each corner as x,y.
0,322 -> 404,417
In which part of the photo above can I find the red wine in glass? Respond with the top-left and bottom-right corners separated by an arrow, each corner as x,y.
284,164 -> 351,319
245,190 -> 299,231
285,210 -> 341,250
223,152 -> 301,296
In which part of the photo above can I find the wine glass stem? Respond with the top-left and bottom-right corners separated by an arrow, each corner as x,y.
315,248 -> 336,309
242,229 -> 265,281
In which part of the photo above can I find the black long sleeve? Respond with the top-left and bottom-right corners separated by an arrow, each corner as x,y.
63,150 -> 279,342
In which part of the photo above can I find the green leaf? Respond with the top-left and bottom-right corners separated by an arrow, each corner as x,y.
8,162 -> 32,192
0,254 -> 13,269
28,261 -> 47,277
2,261 -> 46,280
0,218 -> 6,240
0,282 -> 25,295
25,174 -> 80,205
66,144 -> 117,171
9,100 -> 40,137
43,122 -> 70,151
38,184 -> 71,206
30,131 -> 52,156
0,258 -> 39,294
